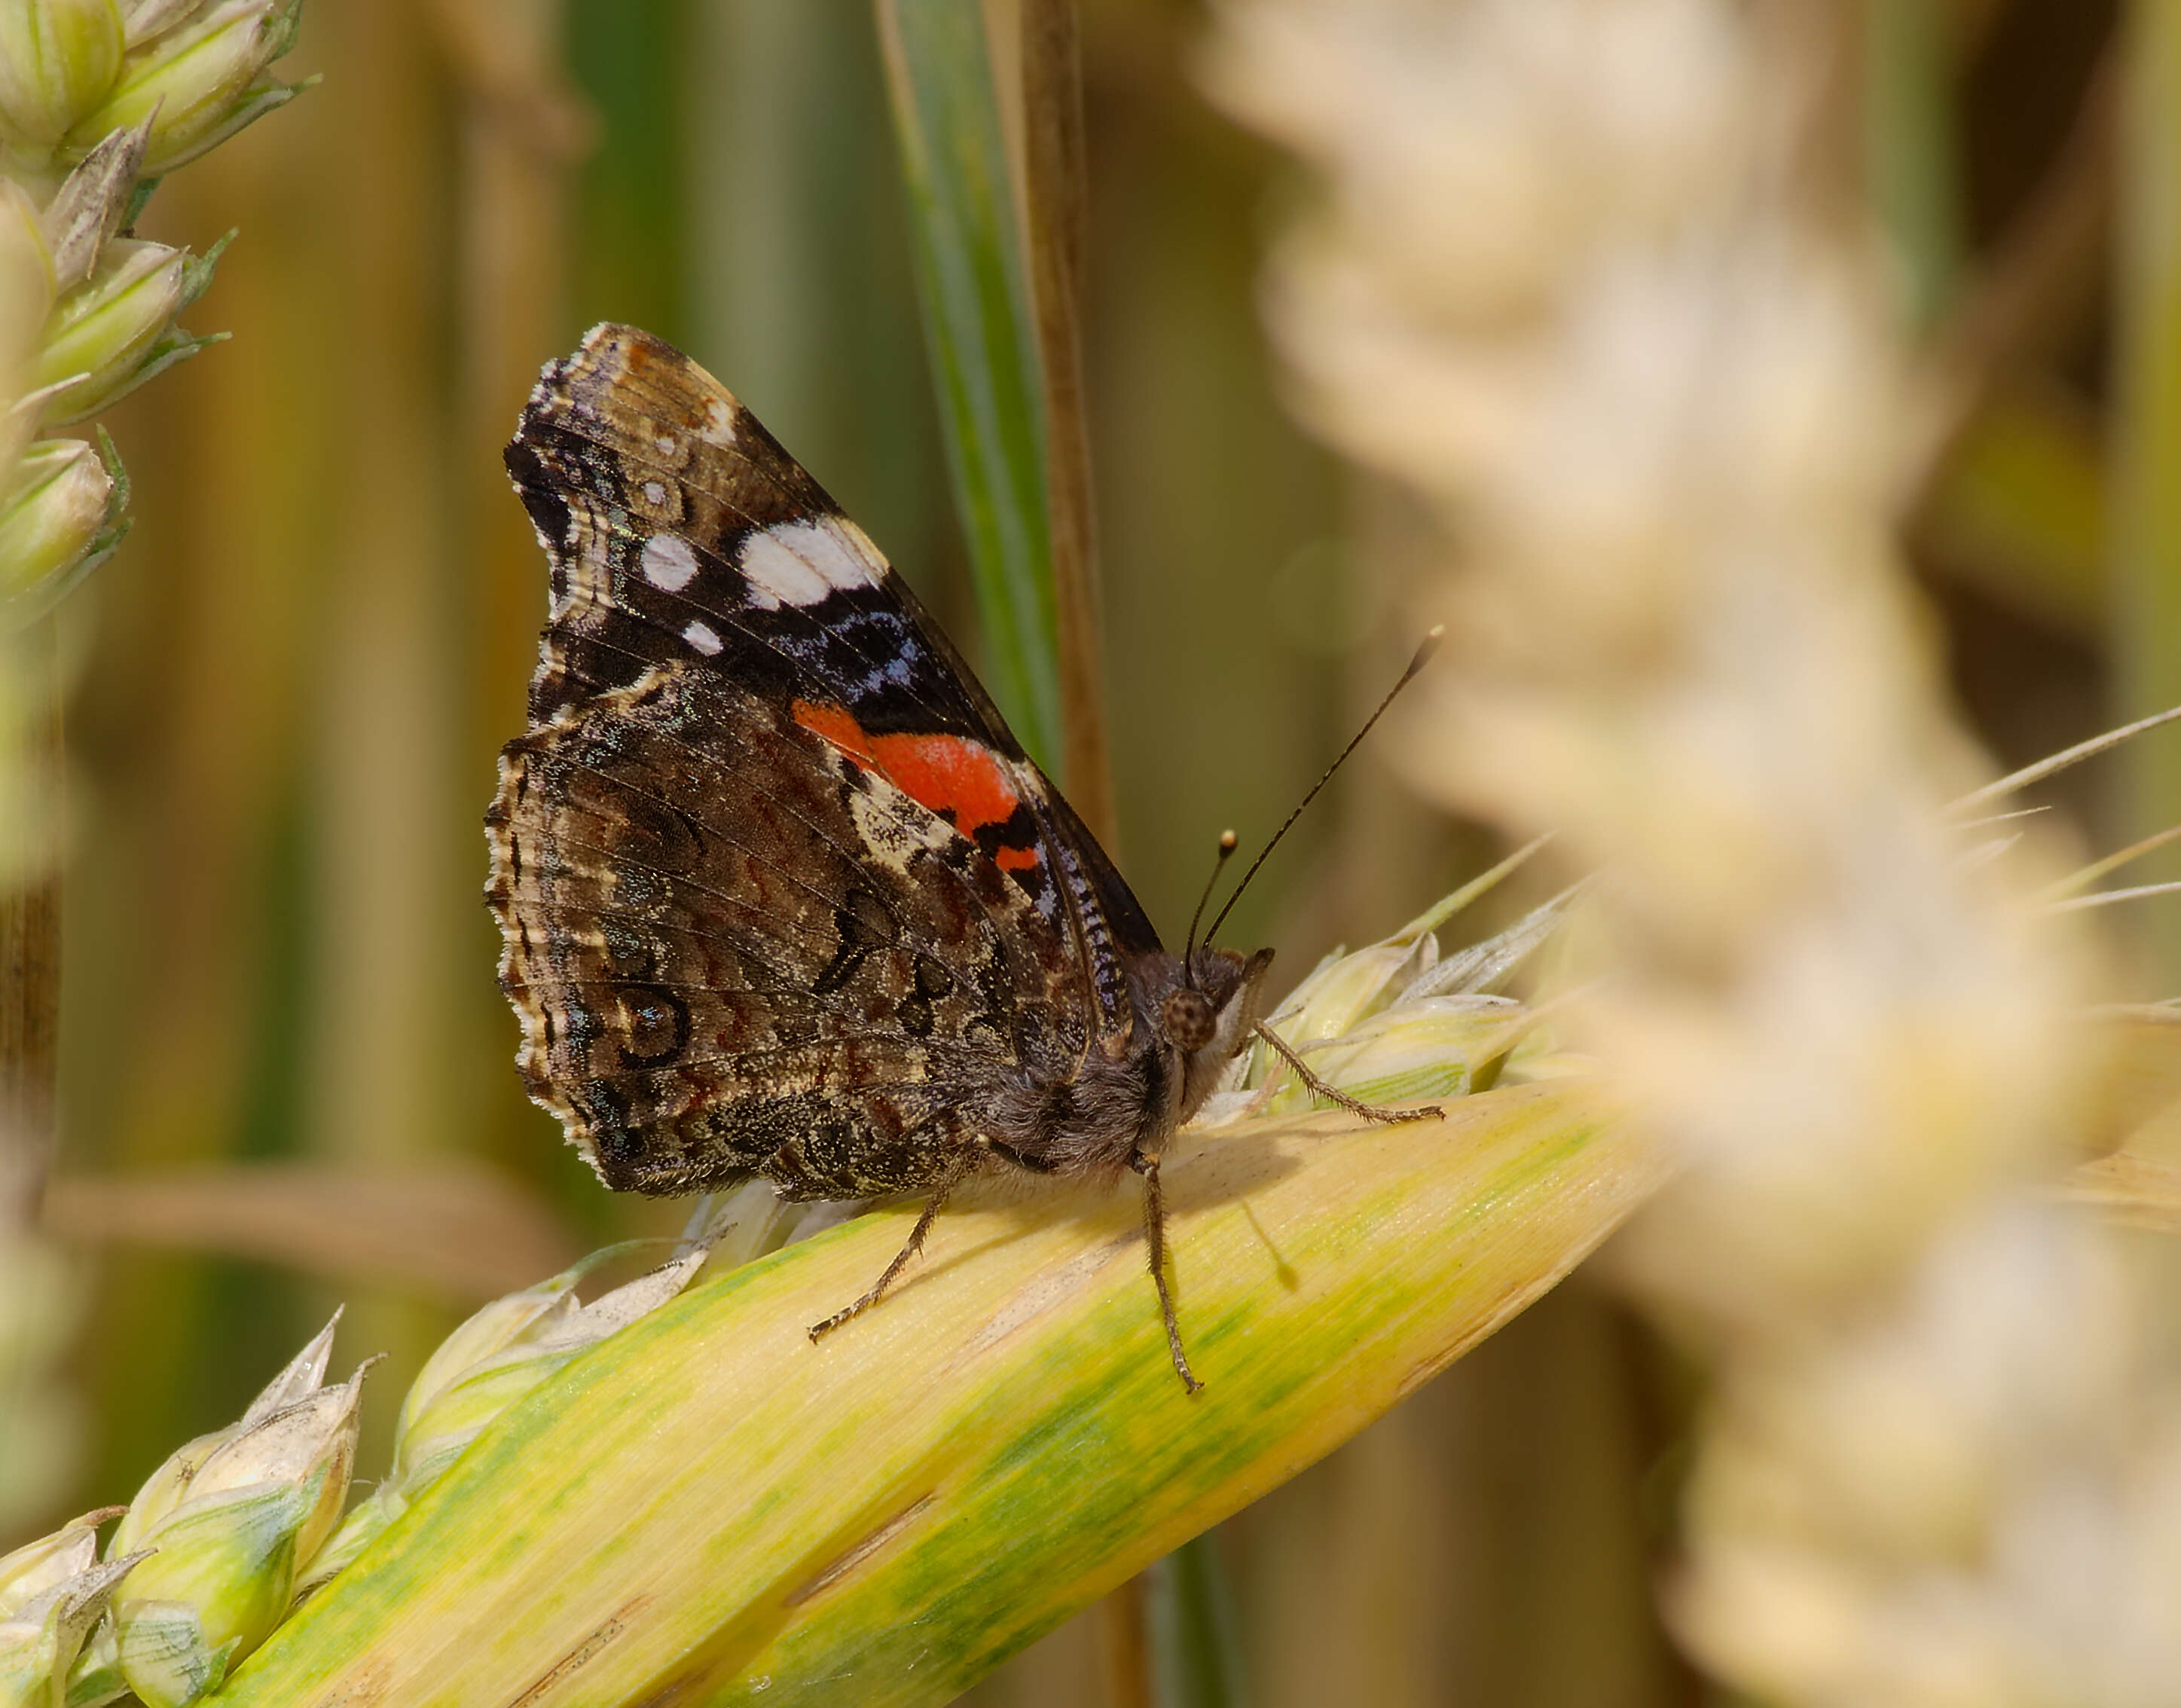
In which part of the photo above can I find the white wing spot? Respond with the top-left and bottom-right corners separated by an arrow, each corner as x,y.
654,433 -> 678,455
641,533 -> 699,592
641,480 -> 667,506
738,518 -> 882,610
683,619 -> 723,655
698,398 -> 738,447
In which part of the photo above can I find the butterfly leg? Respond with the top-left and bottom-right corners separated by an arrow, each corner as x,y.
1251,1021 -> 1443,1123
808,1182 -> 955,1342
1129,1150 -> 1202,1395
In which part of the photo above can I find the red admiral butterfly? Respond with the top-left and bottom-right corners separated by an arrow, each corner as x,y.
486,324 -> 1431,1391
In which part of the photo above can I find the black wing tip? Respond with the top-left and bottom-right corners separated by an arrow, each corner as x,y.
502,427 -> 544,484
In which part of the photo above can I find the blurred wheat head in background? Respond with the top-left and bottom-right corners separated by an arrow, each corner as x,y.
1209,0 -> 2181,1701
0,0 -> 307,1545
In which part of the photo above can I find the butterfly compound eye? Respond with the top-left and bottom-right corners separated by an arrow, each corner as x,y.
1161,988 -> 1217,1053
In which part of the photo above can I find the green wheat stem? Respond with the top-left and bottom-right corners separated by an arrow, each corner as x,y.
2113,0 -> 2181,982
1147,1535 -> 1251,1708
872,0 -> 1062,774
1862,0 -> 1963,332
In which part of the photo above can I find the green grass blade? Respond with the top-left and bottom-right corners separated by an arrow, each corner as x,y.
874,0 -> 1061,772
1147,1535 -> 1251,1708
206,1080 -> 1655,1707
1862,0 -> 1963,332
2113,0 -> 2181,981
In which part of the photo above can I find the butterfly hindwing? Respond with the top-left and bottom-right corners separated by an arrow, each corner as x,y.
487,657 -> 1092,1197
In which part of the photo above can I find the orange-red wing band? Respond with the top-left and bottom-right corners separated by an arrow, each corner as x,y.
793,700 -> 1041,872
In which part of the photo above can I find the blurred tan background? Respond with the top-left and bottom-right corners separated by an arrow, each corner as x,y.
30,2 -> 2128,1703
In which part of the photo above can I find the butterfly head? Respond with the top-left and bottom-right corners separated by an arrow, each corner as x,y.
1159,945 -> 1275,1123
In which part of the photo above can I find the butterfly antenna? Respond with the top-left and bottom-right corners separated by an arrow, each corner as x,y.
1182,830 -> 1240,988
1202,626 -> 1444,949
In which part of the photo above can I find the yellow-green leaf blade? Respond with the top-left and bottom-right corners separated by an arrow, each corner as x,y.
214,1077 -> 1653,1708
